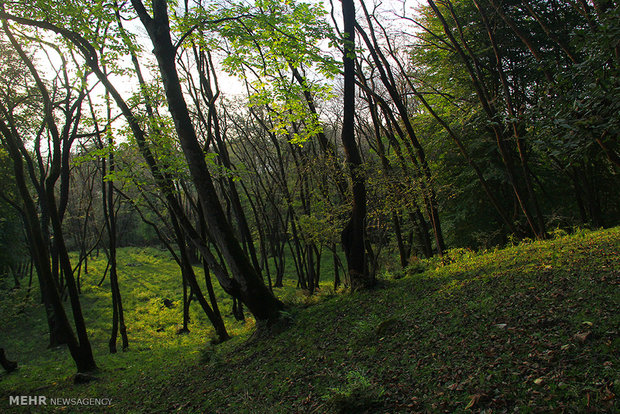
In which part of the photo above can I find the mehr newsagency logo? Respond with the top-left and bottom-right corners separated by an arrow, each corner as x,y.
9,395 -> 112,406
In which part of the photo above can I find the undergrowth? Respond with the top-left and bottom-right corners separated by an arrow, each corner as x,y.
1,227 -> 618,413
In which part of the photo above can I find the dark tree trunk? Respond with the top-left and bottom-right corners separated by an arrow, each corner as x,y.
105,142 -> 128,353
333,244 -> 341,289
0,348 -> 17,373
340,0 -> 372,289
181,267 -> 191,333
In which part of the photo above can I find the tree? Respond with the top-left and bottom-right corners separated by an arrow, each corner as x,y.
0,25 -> 96,372
339,0 -> 373,289
129,0 -> 283,321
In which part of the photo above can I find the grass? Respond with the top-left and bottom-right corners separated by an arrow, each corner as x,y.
0,227 -> 618,413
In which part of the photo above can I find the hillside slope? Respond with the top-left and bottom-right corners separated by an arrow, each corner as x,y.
1,227 -> 618,413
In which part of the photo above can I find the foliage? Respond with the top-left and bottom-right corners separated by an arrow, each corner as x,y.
404,0 -> 620,244
174,0 -> 337,145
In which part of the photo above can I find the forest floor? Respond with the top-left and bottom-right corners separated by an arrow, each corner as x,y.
0,227 -> 618,413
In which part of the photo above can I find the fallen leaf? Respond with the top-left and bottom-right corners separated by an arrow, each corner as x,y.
602,391 -> 615,401
574,331 -> 592,343
465,393 -> 484,410
601,385 -> 615,401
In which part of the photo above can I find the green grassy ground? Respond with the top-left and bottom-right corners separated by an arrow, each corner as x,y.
0,227 -> 618,413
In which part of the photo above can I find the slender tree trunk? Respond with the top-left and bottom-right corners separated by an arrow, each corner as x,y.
93,90 -> 128,353
180,269 -> 191,333
333,244 -> 341,289
171,211 -> 229,342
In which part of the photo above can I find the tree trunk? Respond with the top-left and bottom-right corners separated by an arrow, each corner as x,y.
340,0 -> 372,290
0,348 -> 17,373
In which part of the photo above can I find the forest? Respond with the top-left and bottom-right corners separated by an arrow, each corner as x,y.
0,0 -> 618,412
